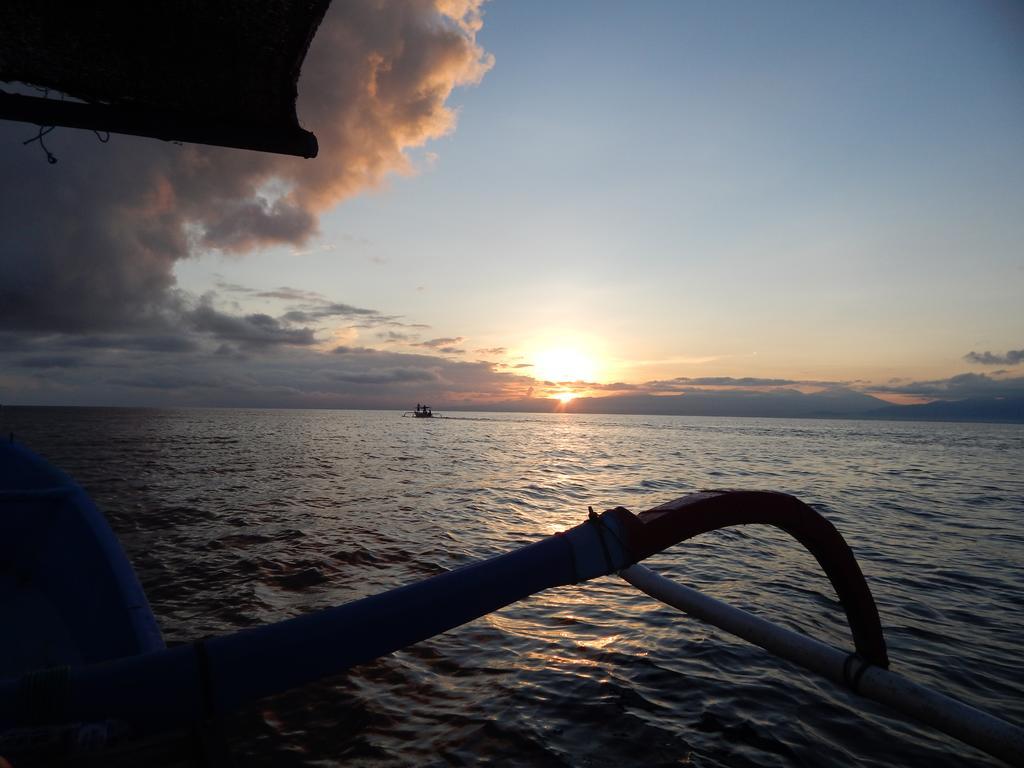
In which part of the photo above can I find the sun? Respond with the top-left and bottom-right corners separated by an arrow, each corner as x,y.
555,391 -> 576,404
532,346 -> 598,383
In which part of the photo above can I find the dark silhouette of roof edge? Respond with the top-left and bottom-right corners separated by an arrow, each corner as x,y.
0,90 -> 319,157
0,1 -> 332,158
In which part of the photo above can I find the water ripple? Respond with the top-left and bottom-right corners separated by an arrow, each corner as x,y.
3,407 -> 1022,766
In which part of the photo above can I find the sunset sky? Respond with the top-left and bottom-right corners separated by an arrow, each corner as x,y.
2,1 -> 1022,413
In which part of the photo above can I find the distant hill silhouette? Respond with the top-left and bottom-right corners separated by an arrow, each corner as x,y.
456,391 -> 1024,424
863,397 -> 1024,423
562,388 -> 887,418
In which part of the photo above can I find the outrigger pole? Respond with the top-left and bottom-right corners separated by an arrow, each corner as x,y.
2,491 -> 1021,765
622,564 -> 1024,766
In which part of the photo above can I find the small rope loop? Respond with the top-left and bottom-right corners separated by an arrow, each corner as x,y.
22,125 -> 58,164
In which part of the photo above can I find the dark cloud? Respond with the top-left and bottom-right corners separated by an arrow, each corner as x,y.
214,344 -> 246,360
109,372 -> 222,390
329,368 -> 438,385
475,346 -> 507,355
16,355 -> 84,369
0,334 -> 34,352
647,376 -> 799,389
332,346 -> 380,355
601,376 -> 855,396
964,349 -> 1023,366
282,302 -> 382,324
869,373 -> 1024,399
379,330 -> 414,343
189,303 -> 317,348
0,1 -> 491,335
2,330 -> 201,360
1,339 -> 534,409
312,303 -> 381,318
280,311 -> 316,323
586,381 -> 640,391
200,200 -> 317,252
213,282 -> 255,294
253,287 -> 326,301
569,376 -> 801,395
414,336 -> 465,348
66,334 -> 199,353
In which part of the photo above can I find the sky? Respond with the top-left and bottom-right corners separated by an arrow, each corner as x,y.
2,0 -> 1023,414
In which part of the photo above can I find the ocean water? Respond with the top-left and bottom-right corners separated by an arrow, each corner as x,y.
3,406 -> 1023,767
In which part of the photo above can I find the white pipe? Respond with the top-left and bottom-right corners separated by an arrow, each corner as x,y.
620,564 -> 1024,767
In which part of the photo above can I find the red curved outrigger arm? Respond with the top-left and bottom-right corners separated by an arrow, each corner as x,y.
606,490 -> 889,668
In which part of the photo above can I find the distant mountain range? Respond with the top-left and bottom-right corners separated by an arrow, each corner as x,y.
565,388 -> 886,419
862,396 -> 1024,423
466,390 -> 1024,424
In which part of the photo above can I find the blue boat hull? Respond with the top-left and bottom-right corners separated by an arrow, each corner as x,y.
0,439 -> 164,679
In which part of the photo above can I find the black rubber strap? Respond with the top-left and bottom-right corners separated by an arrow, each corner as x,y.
556,530 -> 582,583
193,639 -> 216,719
16,665 -> 69,725
588,507 -> 615,573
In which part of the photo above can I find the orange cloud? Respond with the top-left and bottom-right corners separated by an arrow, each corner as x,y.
0,1 -> 493,333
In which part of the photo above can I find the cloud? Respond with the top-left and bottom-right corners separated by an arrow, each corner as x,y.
414,336 -> 465,348
213,281 -> 257,295
108,372 -> 223,391
253,287 -> 327,301
281,302 -> 383,324
645,376 -> 800,391
0,0 -> 491,335
210,281 -> 418,336
16,355 -> 85,369
475,346 -> 506,355
0,334 -> 32,353
328,368 -> 438,385
189,302 -> 317,348
66,335 -> 199,353
0,335 -> 535,409
214,344 -> 246,360
309,303 -> 382,318
869,373 -> 1024,399
586,381 -> 639,391
964,349 -> 1023,366
332,346 -> 380,354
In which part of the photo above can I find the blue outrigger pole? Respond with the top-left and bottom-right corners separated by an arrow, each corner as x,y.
1,440 -> 1022,765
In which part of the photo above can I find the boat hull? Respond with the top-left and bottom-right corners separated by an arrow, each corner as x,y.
0,440 -> 164,679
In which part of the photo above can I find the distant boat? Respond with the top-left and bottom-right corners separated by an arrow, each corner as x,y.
405,404 -> 435,418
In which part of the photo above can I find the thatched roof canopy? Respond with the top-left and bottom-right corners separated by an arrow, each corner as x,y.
0,1 -> 330,157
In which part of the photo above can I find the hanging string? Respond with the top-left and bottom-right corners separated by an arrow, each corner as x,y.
23,125 -> 58,164
19,124 -> 112,163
